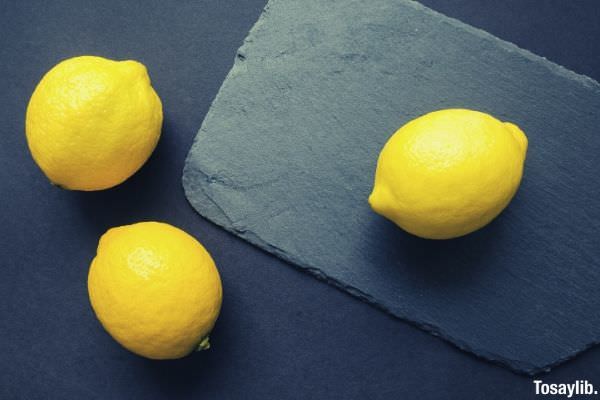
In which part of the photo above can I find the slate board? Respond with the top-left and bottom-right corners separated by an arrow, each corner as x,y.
183,0 -> 600,374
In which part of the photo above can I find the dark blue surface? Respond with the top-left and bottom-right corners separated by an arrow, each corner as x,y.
1,1 -> 599,399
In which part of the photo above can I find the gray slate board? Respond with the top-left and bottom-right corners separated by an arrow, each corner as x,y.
183,0 -> 600,374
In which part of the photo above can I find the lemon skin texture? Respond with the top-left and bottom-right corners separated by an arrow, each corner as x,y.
25,56 -> 162,191
88,222 -> 222,359
369,109 -> 528,240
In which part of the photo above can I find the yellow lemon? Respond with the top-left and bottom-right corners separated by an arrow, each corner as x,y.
26,56 -> 162,191
369,109 -> 528,239
88,222 -> 222,359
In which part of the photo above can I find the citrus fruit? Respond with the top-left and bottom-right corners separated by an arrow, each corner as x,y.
369,109 -> 528,239
88,222 -> 222,359
25,55 -> 162,191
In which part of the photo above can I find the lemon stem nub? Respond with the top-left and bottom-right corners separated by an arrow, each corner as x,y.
197,336 -> 211,351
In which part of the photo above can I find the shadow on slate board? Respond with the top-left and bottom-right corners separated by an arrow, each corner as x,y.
183,0 -> 600,374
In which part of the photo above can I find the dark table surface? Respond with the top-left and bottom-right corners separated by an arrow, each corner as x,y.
1,1 -> 599,399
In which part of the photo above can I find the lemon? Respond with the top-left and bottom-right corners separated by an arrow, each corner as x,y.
25,56 -> 162,191
88,222 -> 222,359
369,109 -> 528,239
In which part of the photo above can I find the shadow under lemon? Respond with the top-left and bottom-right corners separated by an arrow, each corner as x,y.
65,117 -> 180,236
365,191 -> 527,289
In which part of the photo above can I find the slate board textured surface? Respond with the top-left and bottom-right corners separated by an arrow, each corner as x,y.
183,0 -> 600,374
